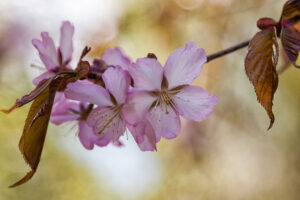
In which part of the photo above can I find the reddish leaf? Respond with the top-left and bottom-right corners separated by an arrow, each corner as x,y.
279,0 -> 300,68
281,0 -> 300,21
281,23 -> 300,68
9,83 -> 57,188
6,72 -> 77,187
245,28 -> 279,129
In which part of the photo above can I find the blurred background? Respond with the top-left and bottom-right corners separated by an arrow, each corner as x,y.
0,0 -> 300,199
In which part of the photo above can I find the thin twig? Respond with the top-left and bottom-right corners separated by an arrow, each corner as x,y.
206,40 -> 250,63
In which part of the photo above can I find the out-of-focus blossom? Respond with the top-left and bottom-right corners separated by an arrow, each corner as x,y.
32,21 -> 74,85
64,67 -> 130,148
123,42 -> 218,143
0,23 -> 27,58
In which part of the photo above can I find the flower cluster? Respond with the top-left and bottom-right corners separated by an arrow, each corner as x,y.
33,21 -> 218,151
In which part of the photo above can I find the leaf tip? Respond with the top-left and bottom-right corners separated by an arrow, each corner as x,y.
267,119 -> 274,130
8,171 -> 35,188
267,112 -> 275,130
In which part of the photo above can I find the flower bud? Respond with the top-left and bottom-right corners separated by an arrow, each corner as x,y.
257,17 -> 277,30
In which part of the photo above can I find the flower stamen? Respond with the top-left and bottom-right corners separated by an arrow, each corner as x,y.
97,105 -> 122,135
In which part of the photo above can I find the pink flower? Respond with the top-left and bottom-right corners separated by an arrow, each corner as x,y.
32,21 -> 74,85
50,94 -> 96,150
50,92 -> 123,150
123,42 -> 218,142
64,67 -> 131,148
50,47 -> 132,150
101,48 -> 157,151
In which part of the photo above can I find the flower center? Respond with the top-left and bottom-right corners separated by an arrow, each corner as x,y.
152,90 -> 176,114
96,105 -> 123,135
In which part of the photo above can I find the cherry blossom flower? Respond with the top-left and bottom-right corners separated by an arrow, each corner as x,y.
50,92 -> 122,150
123,42 -> 218,142
64,66 -> 131,148
32,21 -> 74,85
50,47 -> 134,150
101,48 -> 157,151
51,93 -> 100,150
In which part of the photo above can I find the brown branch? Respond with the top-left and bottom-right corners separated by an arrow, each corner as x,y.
206,40 -> 250,63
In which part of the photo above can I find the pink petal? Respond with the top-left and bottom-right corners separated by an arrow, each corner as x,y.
32,32 -> 58,70
122,90 -> 156,125
59,21 -> 74,64
65,80 -> 113,106
129,58 -> 163,91
50,114 -> 79,125
102,66 -> 130,105
53,92 -> 65,104
147,105 -> 181,141
128,120 -> 157,151
172,85 -> 218,122
87,106 -> 126,144
93,138 -> 111,147
164,42 -> 207,89
32,71 -> 55,86
78,120 -> 99,150
50,99 -> 79,125
102,48 -> 131,70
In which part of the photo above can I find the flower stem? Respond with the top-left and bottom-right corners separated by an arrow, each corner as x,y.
206,40 -> 250,63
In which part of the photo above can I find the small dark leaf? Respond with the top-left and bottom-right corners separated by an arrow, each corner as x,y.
281,0 -> 300,22
245,28 -> 279,129
279,0 -> 300,67
281,22 -> 300,68
79,46 -> 91,61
